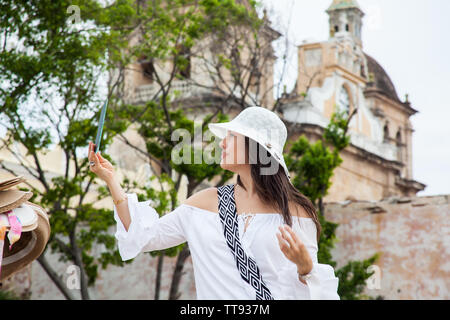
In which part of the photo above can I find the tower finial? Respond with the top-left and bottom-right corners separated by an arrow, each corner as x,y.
327,0 -> 364,45
327,0 -> 362,12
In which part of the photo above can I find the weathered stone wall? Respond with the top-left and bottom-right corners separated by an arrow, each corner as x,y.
324,194 -> 450,299
4,193 -> 448,300
3,245 -> 197,300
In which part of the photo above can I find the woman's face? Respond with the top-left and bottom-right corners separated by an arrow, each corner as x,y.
220,130 -> 248,171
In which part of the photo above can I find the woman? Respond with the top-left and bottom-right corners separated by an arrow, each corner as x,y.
88,106 -> 340,300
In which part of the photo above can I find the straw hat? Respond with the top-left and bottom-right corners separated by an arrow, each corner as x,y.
0,176 -> 50,281
208,106 -> 291,180
0,176 -> 26,192
0,189 -> 33,214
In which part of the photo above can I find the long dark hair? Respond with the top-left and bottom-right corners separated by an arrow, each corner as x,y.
236,136 -> 322,242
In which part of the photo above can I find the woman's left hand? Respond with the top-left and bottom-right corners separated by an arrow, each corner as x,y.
276,225 -> 313,275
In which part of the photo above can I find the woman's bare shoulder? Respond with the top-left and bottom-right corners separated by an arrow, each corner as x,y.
181,187 -> 219,213
289,201 -> 311,219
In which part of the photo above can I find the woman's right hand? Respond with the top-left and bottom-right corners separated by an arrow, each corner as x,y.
88,141 -> 115,184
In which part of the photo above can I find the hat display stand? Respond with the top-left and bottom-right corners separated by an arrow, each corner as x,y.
0,176 -> 51,282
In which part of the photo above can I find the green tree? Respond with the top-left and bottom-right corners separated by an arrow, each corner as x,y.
0,0 -> 137,299
112,0 -> 273,299
285,106 -> 380,300
0,0 -> 270,300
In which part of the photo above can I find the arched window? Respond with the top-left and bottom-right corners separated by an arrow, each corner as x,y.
142,61 -> 155,81
337,87 -> 350,115
396,130 -> 402,145
383,123 -> 389,143
396,129 -> 403,161
138,56 -> 155,83
175,44 -> 191,79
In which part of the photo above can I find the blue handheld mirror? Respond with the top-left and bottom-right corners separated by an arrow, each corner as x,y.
94,100 -> 108,153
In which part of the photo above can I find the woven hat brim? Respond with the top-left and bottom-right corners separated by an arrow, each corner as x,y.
0,190 -> 33,214
208,122 -> 231,140
1,202 -> 50,281
208,121 -> 261,141
0,176 -> 25,192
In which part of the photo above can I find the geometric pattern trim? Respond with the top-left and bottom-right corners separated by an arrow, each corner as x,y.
217,184 -> 274,300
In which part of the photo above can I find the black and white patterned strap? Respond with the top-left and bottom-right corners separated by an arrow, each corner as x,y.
217,184 -> 274,300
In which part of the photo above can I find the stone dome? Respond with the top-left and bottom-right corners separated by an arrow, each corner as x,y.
365,53 -> 401,103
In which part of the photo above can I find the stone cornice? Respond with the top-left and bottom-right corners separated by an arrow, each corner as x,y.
364,88 -> 418,116
326,64 -> 367,84
285,122 -> 403,171
395,176 -> 426,192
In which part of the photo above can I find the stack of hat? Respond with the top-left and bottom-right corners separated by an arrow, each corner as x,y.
0,176 -> 50,282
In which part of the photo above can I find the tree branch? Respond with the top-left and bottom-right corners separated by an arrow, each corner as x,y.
168,244 -> 190,300
37,253 -> 76,300
69,228 -> 90,300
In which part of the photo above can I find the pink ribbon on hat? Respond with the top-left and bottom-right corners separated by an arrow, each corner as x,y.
0,213 -> 6,279
7,211 -> 22,250
0,210 -> 23,279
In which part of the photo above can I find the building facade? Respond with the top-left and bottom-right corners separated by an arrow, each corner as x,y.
3,0 -> 446,300
280,0 -> 425,202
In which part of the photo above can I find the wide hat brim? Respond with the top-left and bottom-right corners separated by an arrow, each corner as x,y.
1,202 -> 50,281
208,121 -> 291,180
0,176 -> 26,192
0,189 -> 33,214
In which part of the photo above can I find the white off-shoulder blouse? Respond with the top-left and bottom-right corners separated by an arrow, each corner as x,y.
113,193 -> 340,300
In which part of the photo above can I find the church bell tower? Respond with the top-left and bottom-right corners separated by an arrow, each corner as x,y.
326,0 -> 365,47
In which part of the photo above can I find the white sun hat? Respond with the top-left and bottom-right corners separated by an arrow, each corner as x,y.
208,106 -> 291,180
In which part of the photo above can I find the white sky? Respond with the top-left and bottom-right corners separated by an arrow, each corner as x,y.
260,0 -> 450,197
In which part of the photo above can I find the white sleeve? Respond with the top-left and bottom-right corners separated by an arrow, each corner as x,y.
302,262 -> 340,300
113,193 -> 187,261
280,219 -> 340,300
